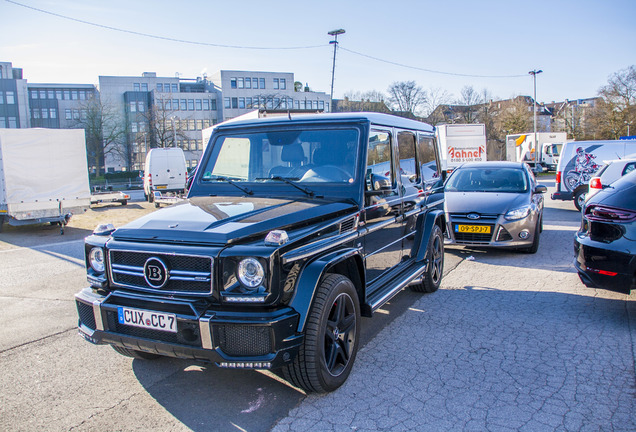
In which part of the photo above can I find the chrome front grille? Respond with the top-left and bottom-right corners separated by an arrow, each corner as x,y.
109,250 -> 213,296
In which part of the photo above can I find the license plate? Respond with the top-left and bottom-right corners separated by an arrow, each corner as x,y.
156,185 -> 167,190
455,224 -> 491,234
117,307 -> 177,333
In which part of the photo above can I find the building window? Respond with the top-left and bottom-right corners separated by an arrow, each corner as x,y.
238,78 -> 244,89
141,83 -> 148,91
134,83 -> 140,91
188,99 -> 194,110
50,108 -> 57,119
39,90 -> 46,99
211,99 -> 217,110
33,109 -> 40,119
8,117 -> 17,128
139,122 -> 146,132
73,109 -> 80,119
30,90 -> 38,99
79,91 -> 86,100
47,90 -> 54,99
157,83 -> 163,92
253,77 -> 259,89
173,99 -> 178,110
138,101 -> 145,112
80,109 -> 87,120
280,79 -> 286,90
189,119 -> 195,130
41,108 -> 48,119
72,91 -> 79,100
195,99 -> 202,110
230,78 -> 237,89
130,101 -> 136,112
0,118 -> 5,128
6,91 -> 15,104
245,78 -> 251,89
202,99 -> 209,110
273,78 -> 279,90
259,78 -> 265,89
196,119 -> 203,130
224,97 -> 231,108
231,97 -> 238,109
319,100 -> 324,110
246,97 -> 252,108
239,97 -> 245,109
64,90 -> 70,100
56,90 -> 62,100
180,99 -> 187,111
65,109 -> 72,120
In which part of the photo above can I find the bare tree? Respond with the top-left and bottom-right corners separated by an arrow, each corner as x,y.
588,65 -> 636,139
339,90 -> 390,113
72,97 -> 126,176
496,97 -> 532,136
386,81 -> 427,116
455,85 -> 484,123
422,87 -> 453,118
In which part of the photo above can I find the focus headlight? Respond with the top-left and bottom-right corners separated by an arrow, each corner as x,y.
237,258 -> 264,289
89,247 -> 105,273
504,205 -> 531,221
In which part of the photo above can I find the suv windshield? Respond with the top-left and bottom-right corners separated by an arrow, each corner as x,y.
201,128 -> 359,184
446,167 -> 528,193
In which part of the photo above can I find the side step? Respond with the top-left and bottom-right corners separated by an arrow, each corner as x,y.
365,260 -> 428,313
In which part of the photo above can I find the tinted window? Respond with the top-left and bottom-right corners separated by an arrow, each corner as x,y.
417,135 -> 439,182
398,131 -> 418,183
446,167 -> 528,193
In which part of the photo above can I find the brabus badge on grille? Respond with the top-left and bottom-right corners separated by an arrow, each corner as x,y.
467,213 -> 480,220
144,257 -> 169,289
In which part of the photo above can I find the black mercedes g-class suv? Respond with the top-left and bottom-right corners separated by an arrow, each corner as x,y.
75,112 -> 446,393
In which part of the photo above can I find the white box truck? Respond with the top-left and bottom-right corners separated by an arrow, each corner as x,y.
0,128 -> 90,233
505,132 -> 567,171
436,124 -> 487,172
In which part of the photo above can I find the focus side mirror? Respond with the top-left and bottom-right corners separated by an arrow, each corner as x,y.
534,185 -> 548,194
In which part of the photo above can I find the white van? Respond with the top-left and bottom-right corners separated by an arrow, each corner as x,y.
551,139 -> 636,210
143,148 -> 187,202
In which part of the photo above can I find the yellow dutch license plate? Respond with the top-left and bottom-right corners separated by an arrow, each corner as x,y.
455,224 -> 491,234
156,185 -> 167,190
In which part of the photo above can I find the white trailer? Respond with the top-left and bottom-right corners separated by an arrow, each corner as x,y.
505,132 -> 567,171
435,124 -> 487,172
0,128 -> 90,233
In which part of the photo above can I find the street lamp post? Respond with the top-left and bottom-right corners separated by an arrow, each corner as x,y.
529,69 -> 543,171
328,29 -> 345,109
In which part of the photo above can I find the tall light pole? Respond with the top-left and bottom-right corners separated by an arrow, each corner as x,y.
529,69 -> 542,171
328,29 -> 345,110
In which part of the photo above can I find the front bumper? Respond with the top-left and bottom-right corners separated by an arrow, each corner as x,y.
444,213 -> 539,248
75,288 -> 302,369
573,236 -> 635,293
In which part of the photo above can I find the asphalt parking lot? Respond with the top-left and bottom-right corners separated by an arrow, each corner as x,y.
0,179 -> 634,431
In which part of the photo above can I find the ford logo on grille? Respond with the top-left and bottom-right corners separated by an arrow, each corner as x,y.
467,213 -> 480,220
144,257 -> 169,289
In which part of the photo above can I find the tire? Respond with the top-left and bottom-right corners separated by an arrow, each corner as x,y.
283,273 -> 360,393
148,192 -> 154,203
522,218 -> 541,254
574,190 -> 586,211
111,345 -> 161,360
121,200 -> 128,206
410,224 -> 444,293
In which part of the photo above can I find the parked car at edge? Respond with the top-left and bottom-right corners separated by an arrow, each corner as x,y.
574,169 -> 636,293
586,158 -> 636,201
443,161 -> 547,253
143,147 -> 188,202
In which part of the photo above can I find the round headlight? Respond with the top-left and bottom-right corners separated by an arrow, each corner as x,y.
237,258 -> 264,289
89,247 -> 105,273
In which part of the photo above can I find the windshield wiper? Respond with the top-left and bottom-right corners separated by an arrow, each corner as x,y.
260,176 -> 315,197
208,176 -> 253,195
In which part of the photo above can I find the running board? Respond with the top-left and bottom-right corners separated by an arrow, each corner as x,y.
367,262 -> 428,312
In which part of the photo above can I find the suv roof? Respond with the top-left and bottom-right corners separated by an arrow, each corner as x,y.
214,112 -> 435,133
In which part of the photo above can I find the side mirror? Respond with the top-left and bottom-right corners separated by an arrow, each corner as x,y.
365,173 -> 392,196
534,185 -> 548,194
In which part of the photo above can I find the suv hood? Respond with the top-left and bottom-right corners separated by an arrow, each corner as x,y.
112,196 -> 356,245
445,191 -> 529,214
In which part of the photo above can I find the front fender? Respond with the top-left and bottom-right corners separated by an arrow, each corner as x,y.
288,248 -> 362,333
413,209 -> 445,262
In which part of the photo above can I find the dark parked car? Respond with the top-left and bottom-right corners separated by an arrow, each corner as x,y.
443,161 -> 547,253
74,113 -> 446,393
574,169 -> 636,293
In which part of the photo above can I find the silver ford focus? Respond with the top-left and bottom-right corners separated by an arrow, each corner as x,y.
443,161 -> 547,253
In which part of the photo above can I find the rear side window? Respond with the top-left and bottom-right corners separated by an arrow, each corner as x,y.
398,131 -> 418,183
622,162 -> 636,176
417,134 -> 439,182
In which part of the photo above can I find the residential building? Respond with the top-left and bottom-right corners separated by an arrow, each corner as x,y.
0,61 -> 29,128
210,70 -> 331,121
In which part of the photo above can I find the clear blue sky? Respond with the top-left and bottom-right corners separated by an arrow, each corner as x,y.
2,0 -> 634,104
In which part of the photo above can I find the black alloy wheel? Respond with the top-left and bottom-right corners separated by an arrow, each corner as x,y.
283,273 -> 360,393
411,224 -> 444,293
